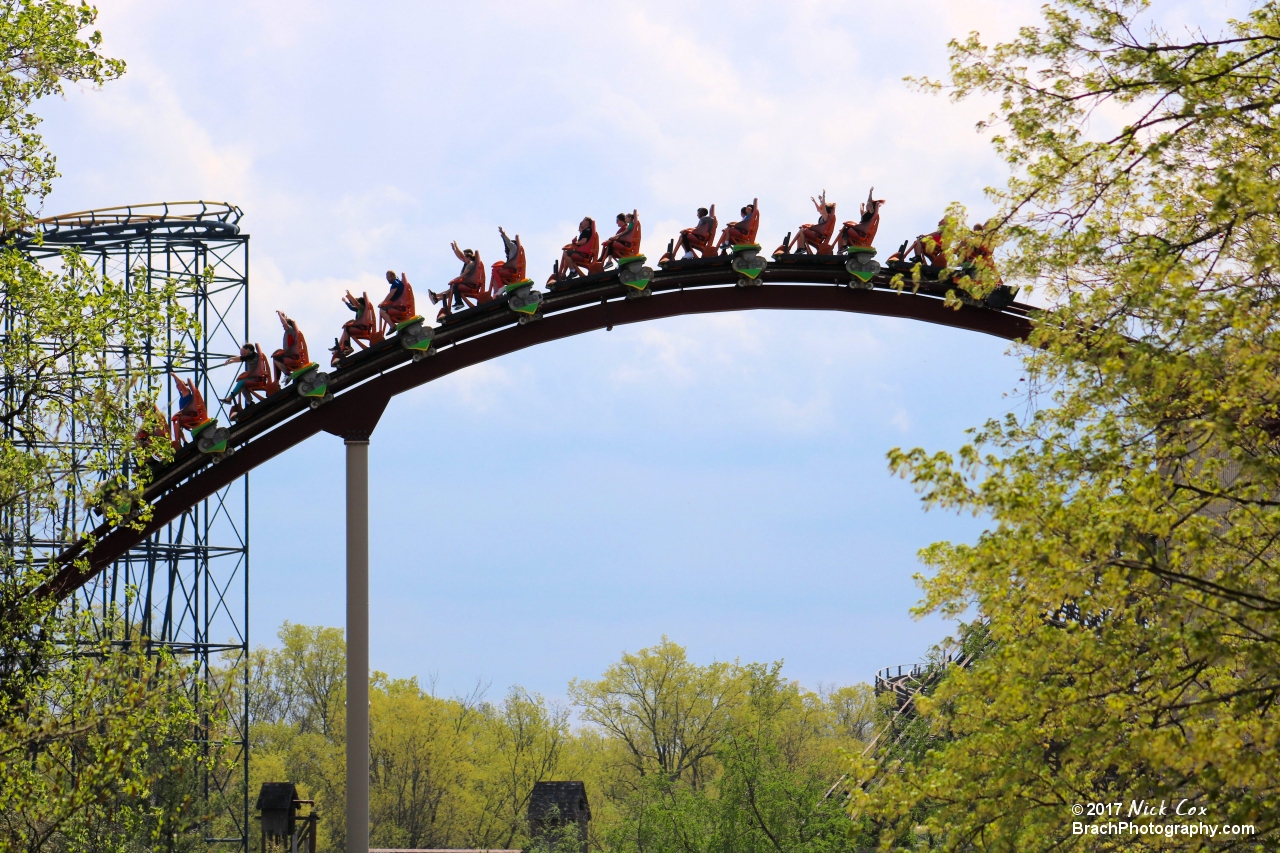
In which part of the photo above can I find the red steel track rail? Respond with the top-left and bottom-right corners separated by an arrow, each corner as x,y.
39,262 -> 1035,604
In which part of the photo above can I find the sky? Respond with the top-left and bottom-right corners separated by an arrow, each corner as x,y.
39,0 -> 1244,704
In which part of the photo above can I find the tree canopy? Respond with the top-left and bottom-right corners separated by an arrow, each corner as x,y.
248,628 -> 875,853
0,4 -> 210,851
848,1 -> 1280,849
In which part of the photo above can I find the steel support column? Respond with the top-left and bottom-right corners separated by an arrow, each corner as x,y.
345,439 -> 370,853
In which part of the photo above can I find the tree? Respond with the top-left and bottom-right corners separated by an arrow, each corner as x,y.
570,637 -> 743,790
249,622 -> 347,739
592,649 -> 868,853
711,663 -> 865,853
850,1 -> 1280,848
0,3 -> 212,850
820,683 -> 877,745
472,687 -> 572,850
369,674 -> 481,849
243,628 -> 876,853
0,0 -> 122,233
248,625 -> 579,853
247,623 -> 348,852
0,625 -> 206,853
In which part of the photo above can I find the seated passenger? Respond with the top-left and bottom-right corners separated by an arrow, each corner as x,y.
135,403 -> 171,457
378,270 -> 417,334
272,311 -> 311,382
220,342 -> 277,417
956,221 -> 1002,285
489,227 -> 527,296
661,205 -> 717,263
775,191 -> 838,255
717,199 -> 759,250
169,372 -> 209,443
836,189 -> 885,252
905,218 -> 948,269
430,243 -> 487,319
547,217 -> 603,284
600,210 -> 642,266
332,290 -> 384,365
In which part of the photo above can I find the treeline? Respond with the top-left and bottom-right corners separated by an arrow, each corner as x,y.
247,623 -> 877,852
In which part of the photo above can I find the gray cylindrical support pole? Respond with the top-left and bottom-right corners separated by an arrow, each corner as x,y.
345,439 -> 369,853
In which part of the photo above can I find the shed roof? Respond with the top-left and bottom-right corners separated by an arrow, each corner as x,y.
255,782 -> 299,812
528,781 -> 590,821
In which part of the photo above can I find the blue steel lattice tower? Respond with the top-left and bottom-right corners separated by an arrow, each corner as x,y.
8,202 -> 251,851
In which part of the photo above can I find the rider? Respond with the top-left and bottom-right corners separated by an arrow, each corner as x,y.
430,243 -> 486,319
956,221 -> 1001,284
220,342 -> 276,418
717,199 -> 759,250
548,217 -> 602,283
272,311 -> 311,382
836,189 -> 885,252
600,210 -> 641,266
776,191 -> 837,255
135,402 -> 172,456
378,270 -> 417,334
332,291 -> 382,365
665,205 -> 717,262
904,218 -> 947,269
489,227 -> 527,296
169,372 -> 209,443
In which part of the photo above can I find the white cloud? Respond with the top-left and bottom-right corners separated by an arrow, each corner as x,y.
45,0 -> 1051,691
50,57 -> 252,208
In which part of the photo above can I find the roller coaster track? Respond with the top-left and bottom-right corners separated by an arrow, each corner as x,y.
25,200 -> 244,245
37,253 -> 1036,605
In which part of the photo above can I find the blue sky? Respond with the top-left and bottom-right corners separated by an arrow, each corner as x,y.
39,0 -> 1237,702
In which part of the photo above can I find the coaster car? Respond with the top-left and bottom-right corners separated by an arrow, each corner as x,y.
883,255 -> 1019,310
506,279 -> 543,322
662,206 -> 718,263
190,418 -> 230,455
395,316 -> 435,360
331,291 -> 384,366
437,298 -> 502,324
290,363 -> 331,407
773,191 -> 838,256
947,268 -> 1019,310
615,255 -> 654,296
546,263 -> 610,291
730,244 -> 768,286
434,279 -> 544,324
844,246 -> 879,288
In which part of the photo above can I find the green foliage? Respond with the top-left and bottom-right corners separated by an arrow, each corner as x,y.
591,650 -> 868,853
249,628 -> 875,853
0,4 -> 215,850
247,623 -> 579,852
0,0 -> 123,231
249,622 -> 347,739
1,250 -> 186,533
526,805 -> 587,853
246,623 -> 348,851
470,687 -> 573,848
851,1 -> 1280,849
0,614 -> 207,853
570,637 -> 743,790
368,674 -> 484,848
